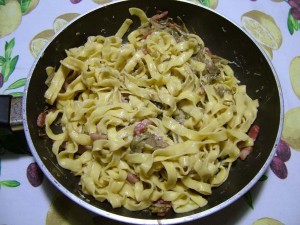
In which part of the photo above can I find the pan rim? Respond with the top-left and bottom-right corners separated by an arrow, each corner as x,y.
22,0 -> 284,224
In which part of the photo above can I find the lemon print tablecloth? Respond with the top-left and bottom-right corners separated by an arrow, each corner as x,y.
1,0 -> 300,225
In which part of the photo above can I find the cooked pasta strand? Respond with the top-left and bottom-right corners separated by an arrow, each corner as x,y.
43,7 -> 258,215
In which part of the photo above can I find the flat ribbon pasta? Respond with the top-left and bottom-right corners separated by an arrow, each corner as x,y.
43,8 -> 259,215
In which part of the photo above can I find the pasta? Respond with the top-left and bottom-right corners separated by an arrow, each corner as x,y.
42,8 -> 259,215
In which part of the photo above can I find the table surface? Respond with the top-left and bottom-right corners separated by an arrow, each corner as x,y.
1,0 -> 300,225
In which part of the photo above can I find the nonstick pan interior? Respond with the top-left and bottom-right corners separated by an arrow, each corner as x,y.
23,0 -> 283,224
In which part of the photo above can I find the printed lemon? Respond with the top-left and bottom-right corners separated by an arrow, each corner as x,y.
53,13 -> 80,33
0,0 -> 22,37
46,194 -> 97,225
241,10 -> 282,50
253,217 -> 284,225
185,0 -> 218,9
282,107 -> 300,150
261,44 -> 273,60
29,29 -> 55,58
289,56 -> 300,98
209,0 -> 218,9
92,0 -> 113,4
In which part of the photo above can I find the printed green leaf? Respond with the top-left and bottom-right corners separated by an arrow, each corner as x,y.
199,0 -> 210,7
290,10 -> 300,31
244,191 -> 254,209
292,17 -> 300,31
18,0 -> 32,14
287,10 -> 300,35
2,55 -> 19,82
288,11 -> 294,35
9,92 -> 23,97
0,180 -> 21,187
287,22 -> 294,35
5,38 -> 15,60
7,55 -> 19,77
1,38 -> 19,82
5,78 -> 26,90
1,61 -> 10,81
259,174 -> 268,182
0,0 -> 5,6
0,56 -> 5,66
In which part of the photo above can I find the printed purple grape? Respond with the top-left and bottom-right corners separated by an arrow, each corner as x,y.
26,162 -> 44,187
276,139 -> 291,162
270,156 -> 288,179
291,7 -> 300,20
70,0 -> 82,4
288,0 -> 300,11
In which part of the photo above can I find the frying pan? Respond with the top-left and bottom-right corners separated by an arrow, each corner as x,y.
1,0 -> 283,224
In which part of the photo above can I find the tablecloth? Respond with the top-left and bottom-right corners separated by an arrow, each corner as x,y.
1,0 -> 300,224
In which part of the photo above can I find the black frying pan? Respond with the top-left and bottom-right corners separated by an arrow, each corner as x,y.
2,0 -> 284,224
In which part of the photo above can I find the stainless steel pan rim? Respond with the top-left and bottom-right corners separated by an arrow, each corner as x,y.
22,0 -> 284,224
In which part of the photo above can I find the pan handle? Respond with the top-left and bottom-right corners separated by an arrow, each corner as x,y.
0,95 -> 23,132
0,95 -> 28,154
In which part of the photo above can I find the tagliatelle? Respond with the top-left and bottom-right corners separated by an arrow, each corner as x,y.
43,8 -> 258,215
